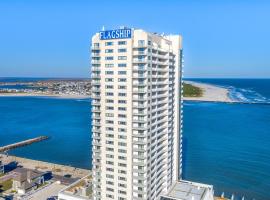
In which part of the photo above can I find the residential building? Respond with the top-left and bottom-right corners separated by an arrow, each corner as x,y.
12,168 -> 46,194
160,180 -> 214,200
91,27 -> 183,200
0,160 -> 4,174
58,175 -> 92,200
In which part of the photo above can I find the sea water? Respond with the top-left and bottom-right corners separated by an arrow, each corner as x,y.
0,79 -> 270,199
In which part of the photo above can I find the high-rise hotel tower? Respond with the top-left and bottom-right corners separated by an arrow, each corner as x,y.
91,28 -> 183,200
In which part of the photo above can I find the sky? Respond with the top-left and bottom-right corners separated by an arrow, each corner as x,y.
0,0 -> 270,78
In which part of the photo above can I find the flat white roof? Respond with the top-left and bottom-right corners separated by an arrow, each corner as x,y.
163,180 -> 213,200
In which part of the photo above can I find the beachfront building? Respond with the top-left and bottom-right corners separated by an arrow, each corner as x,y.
160,180 -> 214,200
12,168 -> 46,195
58,175 -> 92,200
91,27 -> 183,200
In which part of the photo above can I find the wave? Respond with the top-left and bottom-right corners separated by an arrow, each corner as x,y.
227,86 -> 270,104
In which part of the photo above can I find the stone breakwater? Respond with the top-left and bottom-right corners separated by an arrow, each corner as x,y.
1,155 -> 90,178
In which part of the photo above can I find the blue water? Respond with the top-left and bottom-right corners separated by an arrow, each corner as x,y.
186,78 -> 270,103
0,78 -> 269,200
0,97 -> 92,169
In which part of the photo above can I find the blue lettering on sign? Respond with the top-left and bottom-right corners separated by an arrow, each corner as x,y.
100,29 -> 132,40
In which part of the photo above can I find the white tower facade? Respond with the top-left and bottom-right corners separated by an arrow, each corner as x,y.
91,28 -> 183,200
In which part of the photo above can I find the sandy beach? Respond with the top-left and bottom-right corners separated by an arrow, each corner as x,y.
0,92 -> 90,99
184,81 -> 235,102
0,82 -> 234,102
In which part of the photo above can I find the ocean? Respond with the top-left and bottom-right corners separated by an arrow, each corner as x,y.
0,78 -> 269,200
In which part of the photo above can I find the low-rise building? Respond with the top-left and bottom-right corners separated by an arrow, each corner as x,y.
58,175 -> 92,200
160,180 -> 214,200
12,168 -> 46,194
0,160 -> 4,174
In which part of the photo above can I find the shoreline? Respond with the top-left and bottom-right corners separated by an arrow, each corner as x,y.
0,154 -> 90,178
183,81 -> 236,103
1,81 -> 235,102
0,92 -> 90,99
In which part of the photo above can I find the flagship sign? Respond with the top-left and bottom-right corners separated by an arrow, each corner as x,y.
99,29 -> 132,40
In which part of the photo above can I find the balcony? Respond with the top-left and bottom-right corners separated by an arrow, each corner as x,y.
92,94 -> 101,99
92,106 -> 101,113
91,60 -> 101,64
92,127 -> 101,133
133,88 -> 147,94
133,65 -> 147,71
91,74 -> 101,79
91,67 -> 100,72
92,53 -> 100,57
133,59 -> 148,64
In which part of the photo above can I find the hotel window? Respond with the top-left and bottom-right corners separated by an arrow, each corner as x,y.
118,107 -> 126,111
94,43 -> 99,47
138,40 -> 145,46
118,176 -> 126,181
118,78 -> 126,82
105,78 -> 113,82
106,160 -> 114,165
118,128 -> 126,132
106,127 -> 114,131
106,113 -> 114,117
119,183 -> 126,188
106,148 -> 113,153
118,114 -> 126,118
118,41 -> 126,45
105,56 -> 114,60
105,71 -> 114,75
118,156 -> 126,160
118,93 -> 126,97
118,71 -> 126,75
118,149 -> 126,153
118,86 -> 126,89
106,106 -> 114,110
118,56 -> 127,60
106,154 -> 114,158
118,48 -> 127,53
138,48 -> 145,53
105,49 -> 114,53
106,140 -> 114,145
105,42 -> 113,46
106,99 -> 114,103
106,194 -> 114,199
118,121 -> 126,125
119,190 -> 126,195
118,142 -> 126,146
105,64 -> 114,68
106,181 -> 114,185
106,187 -> 114,192
106,92 -> 113,96
106,120 -> 114,124
106,85 -> 114,89
106,174 -> 114,178
118,163 -> 127,168
118,135 -> 127,139
106,133 -> 114,138
118,63 -> 126,67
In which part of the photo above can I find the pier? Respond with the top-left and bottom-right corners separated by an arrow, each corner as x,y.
0,136 -> 49,152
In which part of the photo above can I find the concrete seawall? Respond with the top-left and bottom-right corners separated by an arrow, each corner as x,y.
0,136 -> 49,152
1,154 -> 90,178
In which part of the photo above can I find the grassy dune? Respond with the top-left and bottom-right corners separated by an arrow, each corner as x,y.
183,83 -> 203,97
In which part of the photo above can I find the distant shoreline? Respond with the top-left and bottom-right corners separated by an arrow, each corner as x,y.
0,93 -> 90,99
1,81 -> 234,102
183,81 -> 236,103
